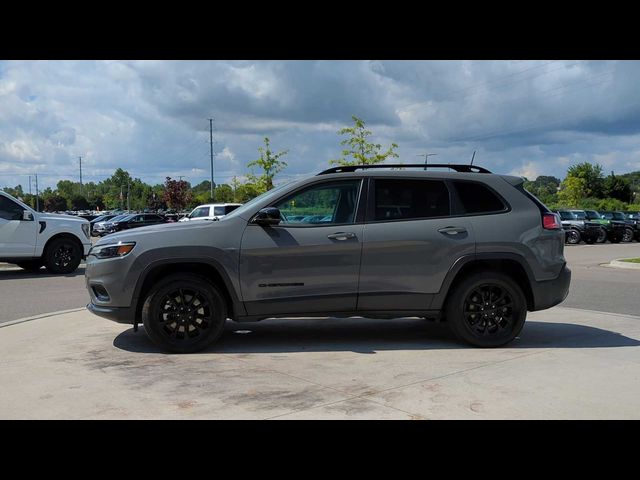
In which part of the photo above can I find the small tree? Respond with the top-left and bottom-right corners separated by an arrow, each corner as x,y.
566,162 -> 604,198
557,176 -> 587,208
247,137 -> 288,191
163,177 -> 192,211
331,115 -> 399,166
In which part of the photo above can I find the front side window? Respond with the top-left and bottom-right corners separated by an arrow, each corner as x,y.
373,179 -> 450,221
0,195 -> 24,221
190,206 -> 210,218
275,180 -> 361,225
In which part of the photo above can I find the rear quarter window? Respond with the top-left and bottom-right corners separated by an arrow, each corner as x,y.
452,181 -> 507,214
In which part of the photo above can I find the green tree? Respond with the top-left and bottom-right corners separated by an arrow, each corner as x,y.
247,137 -> 288,191
331,115 -> 399,166
566,162 -> 604,198
602,171 -> 632,202
557,176 -> 587,208
44,195 -> 68,212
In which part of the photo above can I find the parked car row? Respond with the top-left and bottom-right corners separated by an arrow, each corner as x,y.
555,209 -> 640,244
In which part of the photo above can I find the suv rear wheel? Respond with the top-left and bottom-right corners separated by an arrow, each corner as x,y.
595,227 -> 607,243
142,273 -> 227,353
622,227 -> 634,243
445,271 -> 527,347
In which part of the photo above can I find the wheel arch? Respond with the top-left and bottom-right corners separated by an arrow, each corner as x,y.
132,259 -> 244,322
42,232 -> 84,257
433,254 -> 535,312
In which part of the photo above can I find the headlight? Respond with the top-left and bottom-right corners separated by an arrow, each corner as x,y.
89,242 -> 136,259
81,224 -> 90,238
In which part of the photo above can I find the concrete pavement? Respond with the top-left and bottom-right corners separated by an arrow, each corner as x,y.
1,307 -> 639,419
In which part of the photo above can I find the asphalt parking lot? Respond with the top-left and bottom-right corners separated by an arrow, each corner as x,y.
0,243 -> 639,419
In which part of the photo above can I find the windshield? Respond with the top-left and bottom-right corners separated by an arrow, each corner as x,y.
223,180 -> 297,220
601,212 -> 614,220
572,211 -> 586,220
584,210 -> 601,220
612,212 -> 626,220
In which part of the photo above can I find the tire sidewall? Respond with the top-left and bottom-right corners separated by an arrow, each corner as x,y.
567,229 -> 581,244
446,272 -> 527,347
44,238 -> 82,274
623,227 -> 633,242
142,274 -> 227,353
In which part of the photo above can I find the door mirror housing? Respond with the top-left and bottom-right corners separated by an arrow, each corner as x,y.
252,207 -> 281,226
22,210 -> 34,221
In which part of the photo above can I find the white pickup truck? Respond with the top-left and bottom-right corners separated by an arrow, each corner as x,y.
0,190 -> 92,273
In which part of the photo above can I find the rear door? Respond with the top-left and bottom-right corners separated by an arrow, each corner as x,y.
239,178 -> 364,315
358,177 -> 475,312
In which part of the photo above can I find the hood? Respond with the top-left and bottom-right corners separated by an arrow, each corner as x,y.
94,218 -> 221,246
39,213 -> 89,223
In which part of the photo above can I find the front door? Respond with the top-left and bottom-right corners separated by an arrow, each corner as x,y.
239,179 -> 364,316
0,195 -> 37,257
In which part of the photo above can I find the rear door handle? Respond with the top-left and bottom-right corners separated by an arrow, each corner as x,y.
327,232 -> 356,240
438,226 -> 467,235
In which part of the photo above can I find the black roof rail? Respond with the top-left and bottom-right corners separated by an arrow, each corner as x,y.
318,163 -> 492,175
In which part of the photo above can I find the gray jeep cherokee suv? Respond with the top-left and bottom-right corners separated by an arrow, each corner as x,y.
85,163 -> 571,353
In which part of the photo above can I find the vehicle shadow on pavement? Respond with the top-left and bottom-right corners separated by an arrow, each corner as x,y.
0,267 -> 86,280
113,318 -> 640,354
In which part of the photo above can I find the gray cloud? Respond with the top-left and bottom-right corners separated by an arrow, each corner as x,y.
2,60 -> 640,191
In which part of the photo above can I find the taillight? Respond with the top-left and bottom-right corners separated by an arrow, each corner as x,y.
543,213 -> 561,230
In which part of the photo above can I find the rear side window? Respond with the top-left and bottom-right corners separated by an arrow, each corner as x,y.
452,181 -> 506,214
374,179 -> 450,221
225,205 -> 240,214
214,206 -> 225,216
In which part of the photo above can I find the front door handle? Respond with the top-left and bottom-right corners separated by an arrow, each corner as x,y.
438,226 -> 467,235
327,232 -> 356,240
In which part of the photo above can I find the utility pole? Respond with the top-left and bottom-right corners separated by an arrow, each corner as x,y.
127,180 -> 131,211
209,118 -> 216,201
35,174 -> 39,211
28,175 -> 31,195
79,156 -> 83,192
120,184 -> 123,211
417,153 -> 437,170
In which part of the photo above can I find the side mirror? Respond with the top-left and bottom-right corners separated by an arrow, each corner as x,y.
252,207 -> 281,226
22,210 -> 34,221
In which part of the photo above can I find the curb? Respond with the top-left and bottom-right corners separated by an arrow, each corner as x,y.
0,308 -> 86,329
609,259 -> 640,270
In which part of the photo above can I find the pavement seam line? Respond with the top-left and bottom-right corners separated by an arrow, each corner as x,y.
0,308 -> 86,329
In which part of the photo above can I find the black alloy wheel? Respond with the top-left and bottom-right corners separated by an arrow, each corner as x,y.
446,271 -> 527,347
622,227 -> 634,243
44,238 -> 82,274
596,227 -> 607,243
142,274 -> 227,353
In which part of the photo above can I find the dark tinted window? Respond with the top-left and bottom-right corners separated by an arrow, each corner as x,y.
453,181 -> 506,214
225,205 -> 240,214
0,195 -> 23,220
374,179 -> 450,221
558,211 -> 575,220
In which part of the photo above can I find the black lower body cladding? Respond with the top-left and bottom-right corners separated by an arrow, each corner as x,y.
530,264 -> 571,311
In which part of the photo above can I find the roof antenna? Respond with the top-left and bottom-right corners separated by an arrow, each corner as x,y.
470,150 -> 476,166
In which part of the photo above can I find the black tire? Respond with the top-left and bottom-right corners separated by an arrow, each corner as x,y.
445,271 -> 527,348
566,229 -> 581,244
595,227 -> 607,243
142,273 -> 227,353
622,227 -> 634,243
610,234 -> 622,244
16,260 -> 43,272
44,237 -> 82,274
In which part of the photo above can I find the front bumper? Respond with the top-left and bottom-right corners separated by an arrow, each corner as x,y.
87,302 -> 136,324
530,263 -> 571,311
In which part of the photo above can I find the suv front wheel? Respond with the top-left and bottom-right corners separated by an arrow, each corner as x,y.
445,271 -> 527,347
141,273 -> 227,353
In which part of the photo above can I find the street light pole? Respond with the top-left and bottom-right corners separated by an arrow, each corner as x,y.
417,153 -> 437,170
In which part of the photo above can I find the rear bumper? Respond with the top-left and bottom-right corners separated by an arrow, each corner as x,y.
531,263 -> 571,311
87,302 -> 136,324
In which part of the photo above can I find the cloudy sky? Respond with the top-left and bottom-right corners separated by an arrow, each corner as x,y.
1,60 -> 640,191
